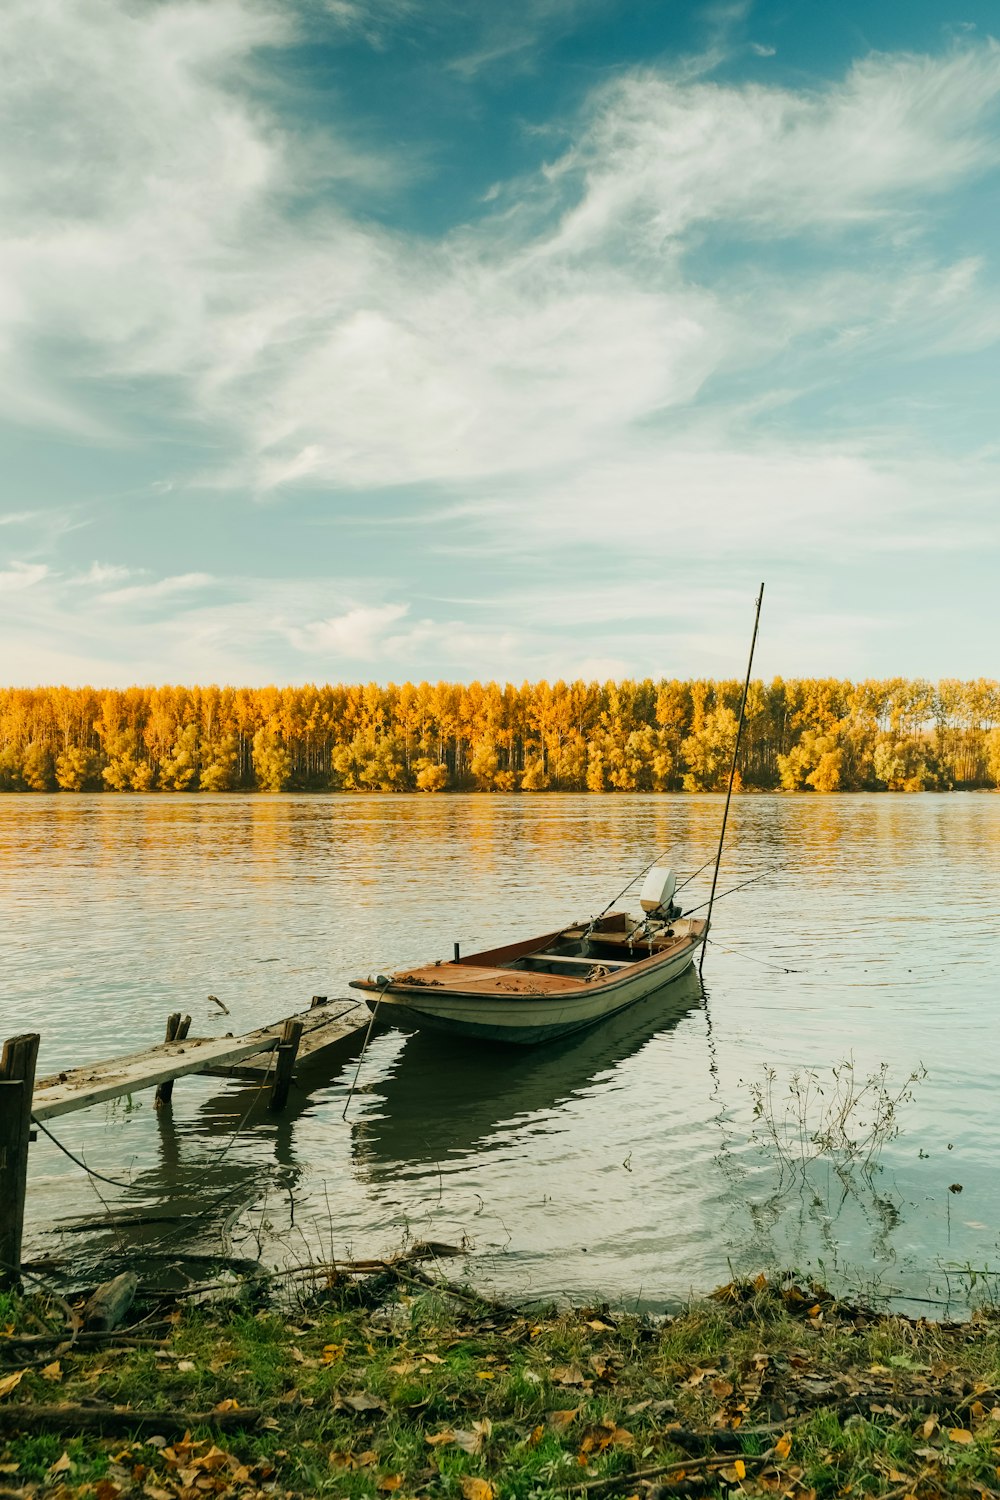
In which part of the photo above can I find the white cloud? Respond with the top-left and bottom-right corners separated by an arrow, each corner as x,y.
0,561 -> 48,592
0,511 -> 34,527
2,6 -> 1000,683
545,45 -> 1000,254
73,562 -> 134,585
285,603 -> 410,658
4,2 -> 1000,504
98,572 -> 214,605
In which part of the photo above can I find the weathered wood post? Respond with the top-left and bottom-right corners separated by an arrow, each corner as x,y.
269,1019 -> 303,1112
154,1014 -> 191,1110
0,1033 -> 40,1288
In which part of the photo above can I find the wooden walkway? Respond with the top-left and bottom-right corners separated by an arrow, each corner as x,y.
32,999 -> 370,1121
1,998 -> 371,1286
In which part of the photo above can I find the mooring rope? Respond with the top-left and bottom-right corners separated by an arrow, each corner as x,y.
31,1115 -> 144,1193
342,976 -> 393,1121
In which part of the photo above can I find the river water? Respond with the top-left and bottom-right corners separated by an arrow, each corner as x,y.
2,792 -> 998,1311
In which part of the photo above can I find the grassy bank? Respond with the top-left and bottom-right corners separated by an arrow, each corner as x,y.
1,1269 -> 999,1499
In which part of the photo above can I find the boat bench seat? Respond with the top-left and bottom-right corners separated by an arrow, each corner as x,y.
528,954 -> 633,969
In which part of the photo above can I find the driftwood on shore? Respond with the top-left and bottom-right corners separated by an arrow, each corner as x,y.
81,1271 -> 138,1333
0,1402 -> 262,1436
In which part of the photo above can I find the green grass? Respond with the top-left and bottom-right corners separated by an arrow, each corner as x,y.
1,1274 -> 1000,1497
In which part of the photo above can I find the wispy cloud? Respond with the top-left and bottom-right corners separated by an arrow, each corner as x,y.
98,573 -> 214,605
3,3 -> 1000,682
0,561 -> 48,592
6,2 -> 1000,502
284,603 -> 410,658
73,562 -> 134,586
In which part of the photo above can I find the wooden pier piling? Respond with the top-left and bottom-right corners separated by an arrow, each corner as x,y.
269,1018 -> 303,1111
0,1033 -> 40,1288
154,1013 -> 191,1109
2,998 -> 370,1271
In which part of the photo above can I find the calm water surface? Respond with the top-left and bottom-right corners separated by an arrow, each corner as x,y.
1,793 -> 998,1311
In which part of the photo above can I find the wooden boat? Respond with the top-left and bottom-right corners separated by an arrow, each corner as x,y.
350,868 -> 707,1045
353,970 -> 704,1170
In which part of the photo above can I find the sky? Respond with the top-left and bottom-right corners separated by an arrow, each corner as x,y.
2,0 -> 1000,688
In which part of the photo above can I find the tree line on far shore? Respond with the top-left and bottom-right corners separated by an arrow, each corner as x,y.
0,678 -> 998,794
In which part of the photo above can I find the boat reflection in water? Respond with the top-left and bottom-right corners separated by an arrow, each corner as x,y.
352,968 -> 704,1175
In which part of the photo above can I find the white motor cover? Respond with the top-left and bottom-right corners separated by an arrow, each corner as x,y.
640,865 -> 677,913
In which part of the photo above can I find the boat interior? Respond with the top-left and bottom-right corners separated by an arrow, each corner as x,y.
356,869 -> 703,996
502,911 -> 689,978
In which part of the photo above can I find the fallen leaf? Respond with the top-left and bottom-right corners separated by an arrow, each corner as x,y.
578,1416 -> 635,1460
423,1352 -> 444,1364
377,1474 -> 403,1492
587,1319 -> 613,1331
0,1371 -> 24,1400
322,1343 -> 346,1364
426,1430 -> 456,1448
40,1359 -> 62,1382
552,1364 -> 586,1386
213,1399 -> 240,1413
49,1452 -> 74,1475
176,1359 -> 196,1372
195,1445 -> 229,1473
948,1428 -> 974,1445
341,1392 -> 384,1413
547,1407 -> 580,1431
528,1424 -> 544,1446
710,1377 -> 734,1399
774,1433 -> 792,1461
460,1479 -> 495,1500
454,1419 -> 493,1455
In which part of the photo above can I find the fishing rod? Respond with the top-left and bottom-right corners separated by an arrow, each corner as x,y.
592,850 -> 715,926
683,864 -> 782,919
698,582 -> 764,974
674,855 -> 717,895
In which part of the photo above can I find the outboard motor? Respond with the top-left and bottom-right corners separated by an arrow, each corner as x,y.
639,865 -> 681,922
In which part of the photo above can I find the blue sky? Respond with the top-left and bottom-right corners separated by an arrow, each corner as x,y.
2,0 -> 999,687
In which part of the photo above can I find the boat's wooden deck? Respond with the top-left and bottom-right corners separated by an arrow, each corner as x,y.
352,916 -> 706,1000
392,963 -> 581,994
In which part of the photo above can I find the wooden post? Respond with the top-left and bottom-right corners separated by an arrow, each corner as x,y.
154,1014 -> 191,1110
0,1033 -> 40,1289
269,1019 -> 302,1112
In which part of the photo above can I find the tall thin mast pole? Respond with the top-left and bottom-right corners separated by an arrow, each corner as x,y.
698,583 -> 764,974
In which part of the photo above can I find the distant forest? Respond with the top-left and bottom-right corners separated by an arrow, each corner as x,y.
0,679 -> 998,793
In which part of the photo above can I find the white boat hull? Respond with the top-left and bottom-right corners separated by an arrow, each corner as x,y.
364,938 -> 700,1044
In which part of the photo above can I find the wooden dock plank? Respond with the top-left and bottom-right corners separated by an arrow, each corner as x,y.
201,1001 -> 370,1082
31,1007 -> 347,1122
